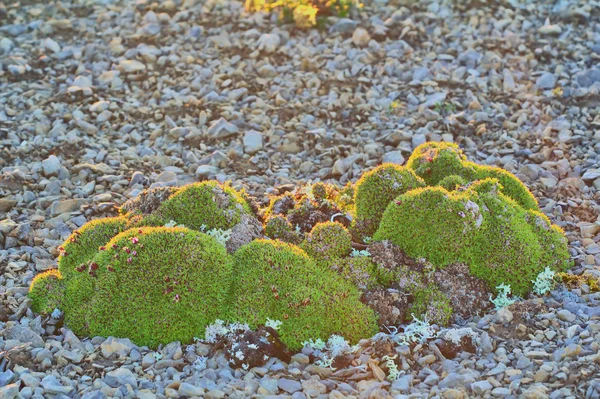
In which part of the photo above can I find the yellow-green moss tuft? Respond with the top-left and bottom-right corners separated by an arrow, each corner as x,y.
302,221 -> 352,260
228,239 -> 378,349
29,269 -> 66,314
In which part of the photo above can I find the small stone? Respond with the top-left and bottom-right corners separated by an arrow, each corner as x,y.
471,380 -> 493,395
5,325 -> 44,347
536,72 -> 556,89
207,118 -> 239,139
179,382 -> 204,397
101,337 -> 136,358
257,33 -> 281,53
382,151 -> 404,165
496,307 -> 513,324
0,370 -> 15,387
41,375 -> 73,395
243,130 -> 263,155
278,378 -> 302,393
0,383 -> 19,399
491,387 -> 511,397
352,27 -> 371,47
104,367 -> 137,388
43,38 -> 61,53
118,59 -> 146,73
42,155 -> 61,177
557,309 -> 576,322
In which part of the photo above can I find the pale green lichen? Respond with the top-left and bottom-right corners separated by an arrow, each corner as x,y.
490,283 -> 518,309
532,267 -> 556,295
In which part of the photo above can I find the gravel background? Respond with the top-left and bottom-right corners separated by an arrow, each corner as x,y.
1,0 -> 600,397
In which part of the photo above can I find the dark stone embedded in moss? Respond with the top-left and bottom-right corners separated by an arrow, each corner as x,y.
432,263 -> 492,322
361,288 -> 409,328
120,186 -> 177,215
226,214 -> 264,253
216,326 -> 291,368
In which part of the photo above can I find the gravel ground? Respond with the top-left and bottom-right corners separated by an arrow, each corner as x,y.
1,0 -> 600,397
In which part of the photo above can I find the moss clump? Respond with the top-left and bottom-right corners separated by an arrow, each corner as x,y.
437,175 -> 467,191
146,181 -> 252,231
228,240 -> 378,349
406,142 -> 538,211
322,256 -> 380,291
302,222 -> 352,260
409,285 -> 453,326
64,227 -> 232,347
264,192 -> 297,220
264,215 -> 302,244
374,179 -> 570,296
58,216 -> 128,280
29,269 -> 66,314
354,164 -> 425,239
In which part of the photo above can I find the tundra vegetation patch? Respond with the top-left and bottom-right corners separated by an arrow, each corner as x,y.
30,143 -> 571,351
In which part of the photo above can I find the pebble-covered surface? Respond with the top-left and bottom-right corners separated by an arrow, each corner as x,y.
2,0 -> 600,398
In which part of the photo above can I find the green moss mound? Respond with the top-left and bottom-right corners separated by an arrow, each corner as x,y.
63,227 -> 232,347
437,174 -> 467,191
302,221 -> 352,260
374,179 -> 570,296
406,142 -> 539,211
58,216 -> 128,280
146,181 -> 252,231
228,240 -> 378,349
409,285 -> 453,326
264,214 -> 302,244
354,164 -> 425,239
29,269 -> 66,314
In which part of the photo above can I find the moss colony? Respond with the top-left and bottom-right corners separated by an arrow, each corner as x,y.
30,143 -> 571,351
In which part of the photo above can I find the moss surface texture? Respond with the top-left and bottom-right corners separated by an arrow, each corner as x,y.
30,143 -> 570,349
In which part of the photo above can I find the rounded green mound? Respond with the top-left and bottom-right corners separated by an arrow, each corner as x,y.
406,142 -> 539,211
354,164 -> 425,239
58,216 -> 128,280
264,215 -> 302,244
29,269 -> 66,315
228,240 -> 378,350
302,221 -> 352,260
63,227 -> 232,347
437,174 -> 467,191
145,181 -> 253,231
374,179 -> 570,296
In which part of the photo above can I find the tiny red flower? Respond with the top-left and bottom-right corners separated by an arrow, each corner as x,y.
131,237 -> 139,244
127,257 -> 132,263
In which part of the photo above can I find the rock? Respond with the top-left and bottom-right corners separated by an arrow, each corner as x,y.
391,375 -> 412,392
142,352 -> 156,368
536,72 -> 556,89
278,378 -> 302,393
41,375 -> 73,395
352,27 -> 370,47
491,387 -> 511,397
118,59 -> 146,73
179,382 -> 204,396
382,151 -> 404,165
243,130 -> 263,155
579,223 -> 600,238
5,324 -> 44,347
223,326 -> 291,369
471,380 -> 493,395
557,309 -> 576,322
257,33 -> 280,53
496,307 -> 513,324
207,118 -> 239,139
539,22 -> 562,35
0,383 -> 19,399
581,168 -> 600,181
42,155 -> 61,177
226,214 -> 264,253
576,69 -> 600,88
43,38 -> 61,53
424,92 -> 447,108
104,367 -> 137,388
0,198 -> 17,212
330,18 -> 359,34
0,370 -> 15,387
101,337 -> 136,358
50,199 -> 87,215
503,69 -> 516,91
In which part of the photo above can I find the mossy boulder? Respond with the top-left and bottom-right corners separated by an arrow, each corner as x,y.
406,142 -> 539,211
227,240 -> 378,349
29,269 -> 66,315
142,181 -> 253,231
302,221 -> 352,260
374,179 -> 570,296
58,216 -> 128,280
63,227 -> 233,347
354,164 -> 425,239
